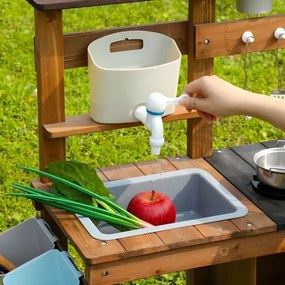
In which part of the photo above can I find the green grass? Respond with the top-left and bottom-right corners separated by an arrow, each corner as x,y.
0,0 -> 285,283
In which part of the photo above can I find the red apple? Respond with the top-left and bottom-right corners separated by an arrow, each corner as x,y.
127,190 -> 176,226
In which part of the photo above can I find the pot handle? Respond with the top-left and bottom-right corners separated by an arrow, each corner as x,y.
269,167 -> 285,174
277,139 -> 285,148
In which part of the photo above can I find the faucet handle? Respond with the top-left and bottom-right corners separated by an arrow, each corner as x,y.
166,93 -> 189,105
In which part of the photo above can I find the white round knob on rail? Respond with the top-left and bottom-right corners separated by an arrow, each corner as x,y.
274,27 -> 285,40
242,31 -> 255,43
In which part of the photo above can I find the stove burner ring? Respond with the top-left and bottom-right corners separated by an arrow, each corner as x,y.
252,174 -> 285,200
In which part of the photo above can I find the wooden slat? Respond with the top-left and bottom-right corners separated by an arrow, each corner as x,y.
135,158 -> 177,174
156,226 -> 204,247
43,106 -> 198,139
27,0 -> 150,11
45,207 -> 127,264
195,220 -> 241,241
257,253 -> 285,285
118,233 -> 167,255
195,15 -> 285,59
86,231 -> 285,285
63,21 -> 188,69
190,259 -> 256,285
99,163 -> 144,181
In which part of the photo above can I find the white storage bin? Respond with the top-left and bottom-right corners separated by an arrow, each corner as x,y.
88,30 -> 181,123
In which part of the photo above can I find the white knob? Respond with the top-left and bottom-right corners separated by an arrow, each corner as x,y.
274,27 -> 285,40
242,31 -> 254,43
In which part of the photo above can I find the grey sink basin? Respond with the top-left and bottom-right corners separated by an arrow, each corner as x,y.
78,168 -> 248,240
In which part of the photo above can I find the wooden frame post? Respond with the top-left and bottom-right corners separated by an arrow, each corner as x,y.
186,0 -> 214,158
34,9 -> 66,175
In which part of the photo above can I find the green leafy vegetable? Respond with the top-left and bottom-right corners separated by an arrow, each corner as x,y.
8,166 -> 152,231
45,160 -> 114,206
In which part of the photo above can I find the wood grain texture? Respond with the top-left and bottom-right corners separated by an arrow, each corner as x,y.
190,259 -> 256,285
34,156 -> 278,284
43,107 -> 198,139
186,0 -> 215,158
85,231 -> 285,284
34,10 -> 66,173
63,21 -> 188,69
196,15 -> 285,59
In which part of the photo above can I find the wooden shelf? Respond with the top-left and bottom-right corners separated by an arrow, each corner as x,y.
27,0 -> 150,11
44,106 -> 198,138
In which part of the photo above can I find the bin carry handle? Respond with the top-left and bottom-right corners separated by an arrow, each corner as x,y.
37,218 -> 58,244
60,251 -> 83,280
96,31 -> 163,55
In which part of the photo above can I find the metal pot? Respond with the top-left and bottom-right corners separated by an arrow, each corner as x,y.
236,0 -> 272,14
253,147 -> 285,189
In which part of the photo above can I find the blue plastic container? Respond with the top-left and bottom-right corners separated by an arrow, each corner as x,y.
3,249 -> 83,285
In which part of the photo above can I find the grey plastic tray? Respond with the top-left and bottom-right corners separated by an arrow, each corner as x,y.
0,218 -> 58,284
78,168 -> 248,240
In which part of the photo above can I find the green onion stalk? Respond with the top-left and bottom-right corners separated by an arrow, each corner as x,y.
8,167 -> 152,231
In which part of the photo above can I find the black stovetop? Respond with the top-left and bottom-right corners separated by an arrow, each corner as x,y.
252,174 -> 285,200
206,140 -> 285,230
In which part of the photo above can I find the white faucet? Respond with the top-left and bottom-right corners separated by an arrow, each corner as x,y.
135,92 -> 188,155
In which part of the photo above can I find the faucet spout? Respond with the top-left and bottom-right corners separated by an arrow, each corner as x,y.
134,105 -> 164,155
146,110 -> 165,155
135,92 -> 188,155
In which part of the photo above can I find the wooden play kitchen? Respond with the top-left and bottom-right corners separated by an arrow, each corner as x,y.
26,0 -> 285,284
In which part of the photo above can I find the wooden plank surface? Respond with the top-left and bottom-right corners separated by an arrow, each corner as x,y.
195,15 -> 285,59
189,259 -> 257,285
43,107 -> 198,139
86,231 -> 285,285
63,21 -> 188,69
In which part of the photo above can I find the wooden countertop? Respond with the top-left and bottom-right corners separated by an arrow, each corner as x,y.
41,147 -> 284,284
